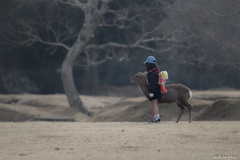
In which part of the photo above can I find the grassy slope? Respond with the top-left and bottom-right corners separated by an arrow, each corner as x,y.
195,99 -> 240,121
90,99 -> 213,122
90,98 -> 240,122
0,90 -> 240,122
91,89 -> 240,122
0,94 -> 123,122
0,104 -> 33,121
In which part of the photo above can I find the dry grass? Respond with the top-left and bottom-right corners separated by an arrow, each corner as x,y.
0,104 -> 33,122
0,94 -> 123,122
192,89 -> 240,100
195,99 -> 240,121
90,90 -> 240,122
0,89 -> 240,122
90,98 -> 214,122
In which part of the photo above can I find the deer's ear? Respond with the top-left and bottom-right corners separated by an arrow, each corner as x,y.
141,71 -> 147,77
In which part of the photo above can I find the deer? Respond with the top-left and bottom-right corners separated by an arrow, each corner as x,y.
130,72 -> 192,123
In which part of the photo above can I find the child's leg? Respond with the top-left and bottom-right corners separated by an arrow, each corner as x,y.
150,99 -> 159,117
149,101 -> 154,117
149,102 -> 153,110
148,99 -> 161,123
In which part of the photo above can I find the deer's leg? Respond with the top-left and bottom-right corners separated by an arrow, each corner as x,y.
176,102 -> 185,123
180,100 -> 192,123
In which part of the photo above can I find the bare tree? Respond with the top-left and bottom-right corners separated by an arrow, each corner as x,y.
159,0 -> 240,70
3,0 -> 188,114
6,0 -> 239,114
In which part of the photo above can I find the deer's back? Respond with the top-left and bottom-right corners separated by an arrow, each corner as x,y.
159,84 -> 191,104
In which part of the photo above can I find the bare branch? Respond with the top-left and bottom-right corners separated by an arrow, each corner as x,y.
199,2 -> 240,18
56,0 -> 85,8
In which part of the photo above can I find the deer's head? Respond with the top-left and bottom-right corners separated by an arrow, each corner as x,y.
129,72 -> 148,84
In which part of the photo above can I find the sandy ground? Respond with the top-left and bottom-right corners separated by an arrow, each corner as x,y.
0,121 -> 239,160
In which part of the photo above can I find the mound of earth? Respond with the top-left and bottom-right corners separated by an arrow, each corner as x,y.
0,94 -> 123,122
0,104 -> 33,121
195,99 -> 240,121
90,99 -> 213,122
0,94 -> 89,122
90,98 -> 240,122
0,91 -> 240,122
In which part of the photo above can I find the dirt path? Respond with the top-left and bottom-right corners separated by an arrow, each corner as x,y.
0,121 -> 239,160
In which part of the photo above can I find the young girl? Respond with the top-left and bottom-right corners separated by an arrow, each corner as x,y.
144,56 -> 162,123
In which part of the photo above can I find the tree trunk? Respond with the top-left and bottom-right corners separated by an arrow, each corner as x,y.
61,0 -> 109,115
61,2 -> 102,114
61,41 -> 89,114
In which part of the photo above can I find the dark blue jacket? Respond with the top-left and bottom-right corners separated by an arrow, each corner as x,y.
147,70 -> 160,93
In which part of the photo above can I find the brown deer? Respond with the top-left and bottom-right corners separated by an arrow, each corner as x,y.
130,72 -> 192,123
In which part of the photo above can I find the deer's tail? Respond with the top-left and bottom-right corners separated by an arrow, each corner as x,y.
189,90 -> 192,100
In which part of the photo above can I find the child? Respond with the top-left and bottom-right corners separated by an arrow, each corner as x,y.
144,56 -> 162,123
